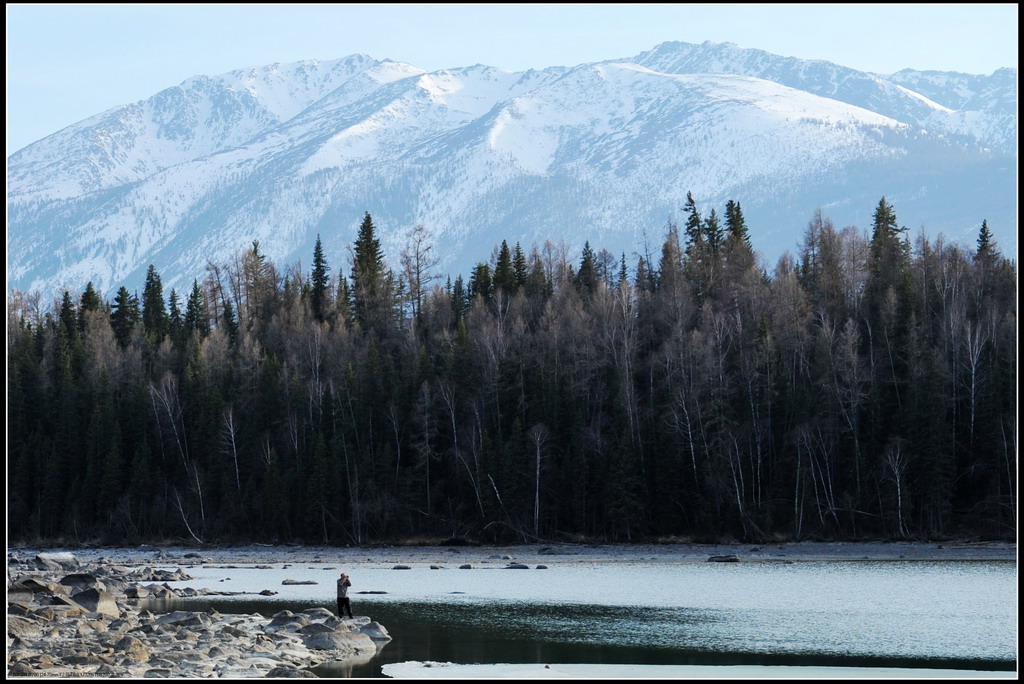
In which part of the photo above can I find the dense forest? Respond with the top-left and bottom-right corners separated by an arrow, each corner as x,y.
6,197 -> 1017,546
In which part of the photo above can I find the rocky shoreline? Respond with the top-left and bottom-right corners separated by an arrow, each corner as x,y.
6,551 -> 391,678
6,540 -> 1015,678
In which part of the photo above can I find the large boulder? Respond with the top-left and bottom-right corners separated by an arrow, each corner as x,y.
266,610 -> 310,632
10,577 -> 66,596
114,635 -> 151,662
34,552 -> 79,571
301,630 -> 375,652
6,615 -> 40,638
70,587 -> 120,618
31,603 -> 84,619
60,572 -> 105,593
124,584 -> 151,599
358,621 -> 392,641
299,607 -> 335,621
7,584 -> 35,608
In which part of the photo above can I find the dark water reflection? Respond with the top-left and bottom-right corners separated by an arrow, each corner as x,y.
145,597 -> 1015,678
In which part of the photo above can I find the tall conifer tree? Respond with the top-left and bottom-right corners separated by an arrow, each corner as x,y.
142,264 -> 167,340
310,235 -> 331,322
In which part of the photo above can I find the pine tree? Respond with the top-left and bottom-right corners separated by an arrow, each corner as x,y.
512,242 -> 529,289
657,224 -> 684,294
725,200 -> 750,247
469,263 -> 493,302
184,280 -> 209,337
635,256 -> 655,293
524,254 -> 550,301
703,208 -> 724,254
575,241 -> 599,294
310,234 -> 331,322
58,290 -> 79,342
868,197 -> 907,267
79,281 -> 103,332
336,271 -> 352,323
723,199 -> 756,275
351,212 -> 392,333
682,191 -> 703,258
142,264 -> 167,340
451,275 -> 468,321
110,286 -> 140,347
493,240 -> 515,294
168,288 -> 184,344
222,299 -> 239,344
975,219 -> 997,259
866,196 -> 911,315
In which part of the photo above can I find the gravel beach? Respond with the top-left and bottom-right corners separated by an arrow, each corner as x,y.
13,538 -> 1014,566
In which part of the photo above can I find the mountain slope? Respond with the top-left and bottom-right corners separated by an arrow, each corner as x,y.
7,41 -> 1016,298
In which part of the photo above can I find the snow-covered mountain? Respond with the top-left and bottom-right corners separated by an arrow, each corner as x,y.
7,41 -> 1016,299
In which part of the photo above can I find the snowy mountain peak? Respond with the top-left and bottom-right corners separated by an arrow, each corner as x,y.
7,42 -> 1016,299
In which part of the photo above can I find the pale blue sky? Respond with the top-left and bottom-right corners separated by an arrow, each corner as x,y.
6,3 -> 1018,156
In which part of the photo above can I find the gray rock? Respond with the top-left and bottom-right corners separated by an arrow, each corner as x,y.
8,662 -> 34,676
358,621 -> 392,641
60,572 -> 104,593
35,654 -> 58,669
65,652 -> 105,665
459,564 -> 473,569
266,611 -> 310,632
31,603 -> 84,619
6,615 -> 39,638
95,663 -> 127,676
299,607 -> 336,621
321,617 -> 350,631
267,665 -> 318,678
125,584 -> 150,599
8,602 -> 31,616
301,630 -> 375,652
707,554 -> 741,562
35,552 -> 80,570
147,656 -> 177,668
281,579 -> 318,585
70,587 -> 120,617
7,585 -> 34,607
10,576 -> 66,595
218,625 -> 249,638
144,667 -> 173,677
391,564 -> 411,570
505,563 -> 530,569
154,610 -> 211,628
114,635 -> 150,660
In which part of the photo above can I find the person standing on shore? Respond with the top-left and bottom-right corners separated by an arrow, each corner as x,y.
337,572 -> 353,618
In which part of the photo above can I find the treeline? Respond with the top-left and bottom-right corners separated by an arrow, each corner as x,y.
7,199 -> 1017,545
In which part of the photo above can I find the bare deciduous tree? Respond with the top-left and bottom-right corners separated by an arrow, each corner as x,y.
528,423 -> 550,537
401,224 -> 441,320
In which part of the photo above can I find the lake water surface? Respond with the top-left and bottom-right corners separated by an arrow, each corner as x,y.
153,558 -> 1017,677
